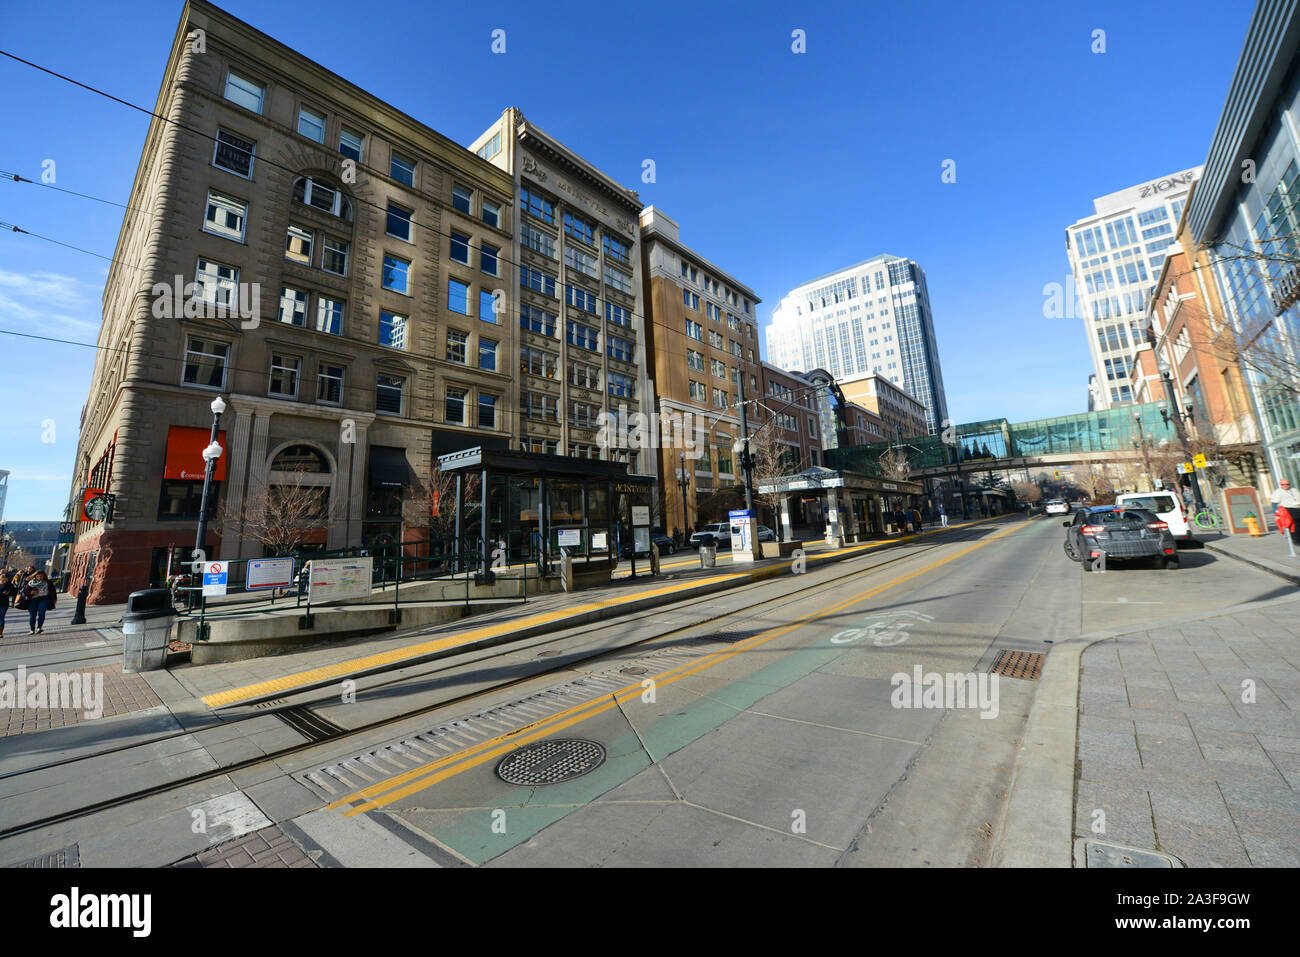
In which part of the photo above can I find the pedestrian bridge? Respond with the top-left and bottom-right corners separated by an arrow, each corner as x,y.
826,402 -> 1179,480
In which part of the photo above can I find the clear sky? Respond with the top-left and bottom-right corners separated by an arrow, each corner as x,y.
0,0 -> 1254,519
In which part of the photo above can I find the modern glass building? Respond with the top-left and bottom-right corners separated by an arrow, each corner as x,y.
1184,0 -> 1300,484
765,255 -> 949,434
827,403 -> 1175,474
1066,166 -> 1202,410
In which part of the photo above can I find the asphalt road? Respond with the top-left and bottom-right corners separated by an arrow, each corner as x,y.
1,514 -> 1286,867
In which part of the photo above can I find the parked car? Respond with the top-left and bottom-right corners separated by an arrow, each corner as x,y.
1062,506 -> 1178,570
756,525 -> 776,543
690,522 -> 732,548
620,532 -> 676,557
1044,499 -> 1070,516
1114,491 -> 1191,542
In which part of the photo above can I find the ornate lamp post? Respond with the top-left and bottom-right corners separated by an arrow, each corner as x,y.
676,452 -> 691,543
193,395 -> 226,569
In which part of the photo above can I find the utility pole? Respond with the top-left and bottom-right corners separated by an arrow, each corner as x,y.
1157,361 -> 1206,510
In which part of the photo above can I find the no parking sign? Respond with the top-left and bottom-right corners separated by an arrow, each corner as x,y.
202,561 -> 229,596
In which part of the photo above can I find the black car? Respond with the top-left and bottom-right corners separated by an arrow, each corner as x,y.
620,532 -> 676,557
1063,506 -> 1179,570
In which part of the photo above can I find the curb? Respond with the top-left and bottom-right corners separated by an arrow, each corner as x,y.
1202,538 -> 1300,586
993,584 -> 1300,868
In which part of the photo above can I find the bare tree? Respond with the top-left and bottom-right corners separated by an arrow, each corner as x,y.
878,447 -> 911,482
1010,481 -> 1043,506
747,427 -> 798,540
218,466 -> 340,556
1072,463 -> 1115,505
404,468 -> 480,546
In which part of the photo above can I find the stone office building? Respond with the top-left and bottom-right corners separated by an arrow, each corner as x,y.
469,109 -> 655,482
66,0 -> 518,602
638,207 -> 762,536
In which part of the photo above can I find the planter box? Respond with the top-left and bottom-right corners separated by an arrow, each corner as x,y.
762,540 -> 803,559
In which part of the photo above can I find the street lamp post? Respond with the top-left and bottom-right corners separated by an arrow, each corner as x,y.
1156,359 -> 1206,510
676,452 -> 691,543
192,396 -> 227,593
1132,408 -> 1155,493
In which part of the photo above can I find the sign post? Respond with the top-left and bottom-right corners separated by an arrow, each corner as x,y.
202,561 -> 229,597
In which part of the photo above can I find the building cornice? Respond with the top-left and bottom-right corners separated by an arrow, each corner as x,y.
183,1 -> 511,196
516,116 -> 642,215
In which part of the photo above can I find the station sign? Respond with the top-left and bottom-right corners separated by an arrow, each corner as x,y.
247,557 -> 294,590
202,561 -> 229,597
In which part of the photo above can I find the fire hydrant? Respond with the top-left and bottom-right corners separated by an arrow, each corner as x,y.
1244,514 -> 1263,537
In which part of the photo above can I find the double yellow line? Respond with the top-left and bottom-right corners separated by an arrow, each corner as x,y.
330,520 -> 1028,816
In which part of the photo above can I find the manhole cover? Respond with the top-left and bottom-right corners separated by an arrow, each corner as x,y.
536,650 -> 560,658
496,738 -> 606,786
990,650 -> 1045,680
1080,839 -> 1179,868
620,666 -> 648,676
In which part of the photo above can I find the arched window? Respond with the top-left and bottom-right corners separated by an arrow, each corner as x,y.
271,444 -> 330,473
292,176 -> 352,220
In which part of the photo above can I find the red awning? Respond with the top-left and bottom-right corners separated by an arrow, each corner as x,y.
164,425 -> 228,481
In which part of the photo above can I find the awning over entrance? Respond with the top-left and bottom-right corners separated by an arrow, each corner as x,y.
756,466 -> 921,497
164,425 -> 228,481
369,446 -> 410,487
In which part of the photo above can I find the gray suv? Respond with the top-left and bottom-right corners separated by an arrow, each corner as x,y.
1063,506 -> 1179,570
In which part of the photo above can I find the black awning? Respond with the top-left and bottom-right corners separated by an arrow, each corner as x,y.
369,446 -> 410,488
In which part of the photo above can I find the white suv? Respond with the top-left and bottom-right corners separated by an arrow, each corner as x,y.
689,523 -> 732,548
1115,491 -> 1190,541
1044,499 -> 1070,515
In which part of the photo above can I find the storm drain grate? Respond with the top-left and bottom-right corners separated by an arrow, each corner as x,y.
990,650 -> 1045,680
496,738 -> 606,786
7,844 -> 80,868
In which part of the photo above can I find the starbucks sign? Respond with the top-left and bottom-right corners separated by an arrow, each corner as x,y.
82,492 -> 115,523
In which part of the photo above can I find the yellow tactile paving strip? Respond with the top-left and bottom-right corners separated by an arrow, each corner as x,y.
201,515 -> 1013,710
201,572 -> 746,709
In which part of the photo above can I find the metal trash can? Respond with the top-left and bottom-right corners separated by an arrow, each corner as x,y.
699,542 -> 717,568
122,588 -> 176,673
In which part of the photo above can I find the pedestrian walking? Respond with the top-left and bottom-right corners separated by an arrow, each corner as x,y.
939,503 -> 948,527
911,506 -> 923,532
0,569 -> 17,639
1271,478 -> 1300,543
21,570 -> 55,635
892,504 -> 907,535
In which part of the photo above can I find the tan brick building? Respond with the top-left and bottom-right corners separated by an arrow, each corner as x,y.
66,0 -> 517,601
639,208 -> 761,536
470,109 -> 653,479
838,372 -> 928,440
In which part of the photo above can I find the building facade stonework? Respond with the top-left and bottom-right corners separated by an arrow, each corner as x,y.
67,0 -> 517,602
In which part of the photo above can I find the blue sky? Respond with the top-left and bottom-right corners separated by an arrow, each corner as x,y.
0,0 -> 1253,518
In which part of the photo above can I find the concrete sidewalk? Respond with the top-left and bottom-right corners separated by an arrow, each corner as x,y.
1074,595 -> 1300,866
1202,530 -> 1300,585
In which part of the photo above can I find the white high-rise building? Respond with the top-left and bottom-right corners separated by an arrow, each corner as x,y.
1066,167 -> 1202,410
765,255 -> 948,434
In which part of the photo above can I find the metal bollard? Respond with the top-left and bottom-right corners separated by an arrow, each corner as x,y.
70,584 -> 89,625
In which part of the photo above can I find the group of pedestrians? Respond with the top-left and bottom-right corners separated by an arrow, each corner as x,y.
0,565 -> 57,638
890,504 -> 928,535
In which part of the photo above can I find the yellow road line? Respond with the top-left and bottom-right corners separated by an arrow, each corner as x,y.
201,572 -> 746,708
335,520 -> 1028,815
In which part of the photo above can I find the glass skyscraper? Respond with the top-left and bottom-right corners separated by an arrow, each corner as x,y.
1066,167 -> 1201,410
765,254 -> 949,434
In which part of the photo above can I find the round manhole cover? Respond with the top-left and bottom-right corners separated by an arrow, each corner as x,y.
496,738 -> 606,786
620,666 -> 648,676
536,650 -> 560,658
